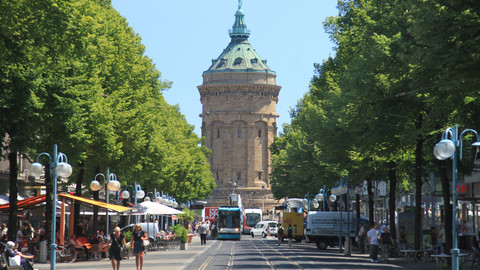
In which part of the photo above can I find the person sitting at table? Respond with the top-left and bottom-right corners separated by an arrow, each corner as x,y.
71,234 -> 90,259
4,241 -> 35,270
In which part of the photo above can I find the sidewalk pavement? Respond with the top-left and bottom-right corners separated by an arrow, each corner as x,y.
34,234 -> 208,270
351,251 -> 440,270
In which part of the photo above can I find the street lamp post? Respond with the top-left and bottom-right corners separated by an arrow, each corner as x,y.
122,182 -> 145,223
333,178 -> 348,253
434,125 -> 480,270
90,168 -> 121,237
315,185 -> 327,210
303,193 -> 310,212
30,145 -> 72,270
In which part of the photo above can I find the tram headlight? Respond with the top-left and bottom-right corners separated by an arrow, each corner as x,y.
235,228 -> 239,232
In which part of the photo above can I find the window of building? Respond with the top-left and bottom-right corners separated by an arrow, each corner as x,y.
237,172 -> 241,180
216,171 -> 219,180
217,129 -> 220,138
258,130 -> 261,138
237,128 -> 241,138
234,57 -> 243,65
216,58 -> 226,69
258,172 -> 262,181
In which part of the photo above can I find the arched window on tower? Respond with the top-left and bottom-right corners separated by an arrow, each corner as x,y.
258,130 -> 261,138
237,128 -> 241,138
217,129 -> 220,138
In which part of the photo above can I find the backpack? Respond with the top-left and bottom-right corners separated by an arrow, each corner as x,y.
278,226 -> 284,235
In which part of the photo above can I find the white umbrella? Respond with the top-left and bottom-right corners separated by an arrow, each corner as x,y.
133,201 -> 184,215
0,194 -> 26,205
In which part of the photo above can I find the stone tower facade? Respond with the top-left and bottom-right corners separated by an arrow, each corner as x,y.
198,2 -> 281,212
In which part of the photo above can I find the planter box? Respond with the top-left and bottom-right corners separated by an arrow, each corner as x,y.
180,242 -> 188,250
187,234 -> 194,243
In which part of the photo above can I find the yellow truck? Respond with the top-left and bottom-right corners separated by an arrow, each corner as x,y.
282,212 -> 304,242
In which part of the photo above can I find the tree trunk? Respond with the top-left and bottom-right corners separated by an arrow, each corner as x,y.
414,114 -> 424,251
7,152 -> 18,242
120,198 -> 129,228
74,161 -> 85,235
367,180 -> 374,224
388,161 -> 397,240
439,159 -> 452,254
356,193 -> 361,220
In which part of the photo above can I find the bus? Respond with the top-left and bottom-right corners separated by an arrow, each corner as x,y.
243,208 -> 262,234
217,206 -> 242,240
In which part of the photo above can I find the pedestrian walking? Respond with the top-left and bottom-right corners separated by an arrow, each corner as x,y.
1,222 -> 8,242
198,222 -> 207,245
380,226 -> 394,263
16,223 -> 26,246
367,223 -> 379,263
287,224 -> 293,247
430,226 -> 439,254
109,227 -> 126,270
277,224 -> 284,246
357,223 -> 366,254
132,224 -> 148,270
438,222 -> 446,253
211,222 -> 217,240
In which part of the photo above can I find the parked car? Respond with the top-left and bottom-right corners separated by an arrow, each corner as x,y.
250,221 -> 278,238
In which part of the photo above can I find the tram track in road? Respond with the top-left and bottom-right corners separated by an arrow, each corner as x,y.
250,238 -> 303,269
198,241 -> 237,270
199,241 -> 224,270
226,241 -> 236,269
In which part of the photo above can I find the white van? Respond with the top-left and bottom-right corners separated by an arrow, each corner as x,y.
250,221 -> 278,238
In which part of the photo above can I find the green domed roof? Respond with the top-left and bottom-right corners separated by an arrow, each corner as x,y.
203,1 -> 275,76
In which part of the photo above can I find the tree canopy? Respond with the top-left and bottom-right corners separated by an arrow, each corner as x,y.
270,0 -> 480,250
0,0 -> 215,233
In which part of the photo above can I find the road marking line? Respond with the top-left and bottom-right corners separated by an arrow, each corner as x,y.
199,241 -> 223,270
226,242 -> 236,269
253,239 -> 303,269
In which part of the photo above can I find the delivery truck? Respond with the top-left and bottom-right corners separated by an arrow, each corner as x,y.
305,211 -> 367,250
282,212 -> 304,242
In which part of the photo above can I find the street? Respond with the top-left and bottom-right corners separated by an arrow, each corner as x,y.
33,235 -> 439,270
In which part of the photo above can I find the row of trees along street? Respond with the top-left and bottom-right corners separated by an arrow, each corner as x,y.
0,0 -> 215,243
269,0 -> 480,253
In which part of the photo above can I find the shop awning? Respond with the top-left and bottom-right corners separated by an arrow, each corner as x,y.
0,194 -> 46,211
0,193 -> 131,213
59,193 -> 131,213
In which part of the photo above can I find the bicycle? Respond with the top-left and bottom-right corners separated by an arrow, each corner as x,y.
460,248 -> 480,270
48,245 -> 77,263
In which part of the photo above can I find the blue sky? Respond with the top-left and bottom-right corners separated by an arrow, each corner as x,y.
112,0 -> 338,136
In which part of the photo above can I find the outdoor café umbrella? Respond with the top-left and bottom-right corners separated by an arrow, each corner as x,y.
134,201 -> 184,215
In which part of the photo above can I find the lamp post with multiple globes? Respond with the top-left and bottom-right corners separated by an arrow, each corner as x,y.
433,125 -> 480,270
122,183 -> 145,223
30,145 -> 72,270
89,168 -> 121,237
